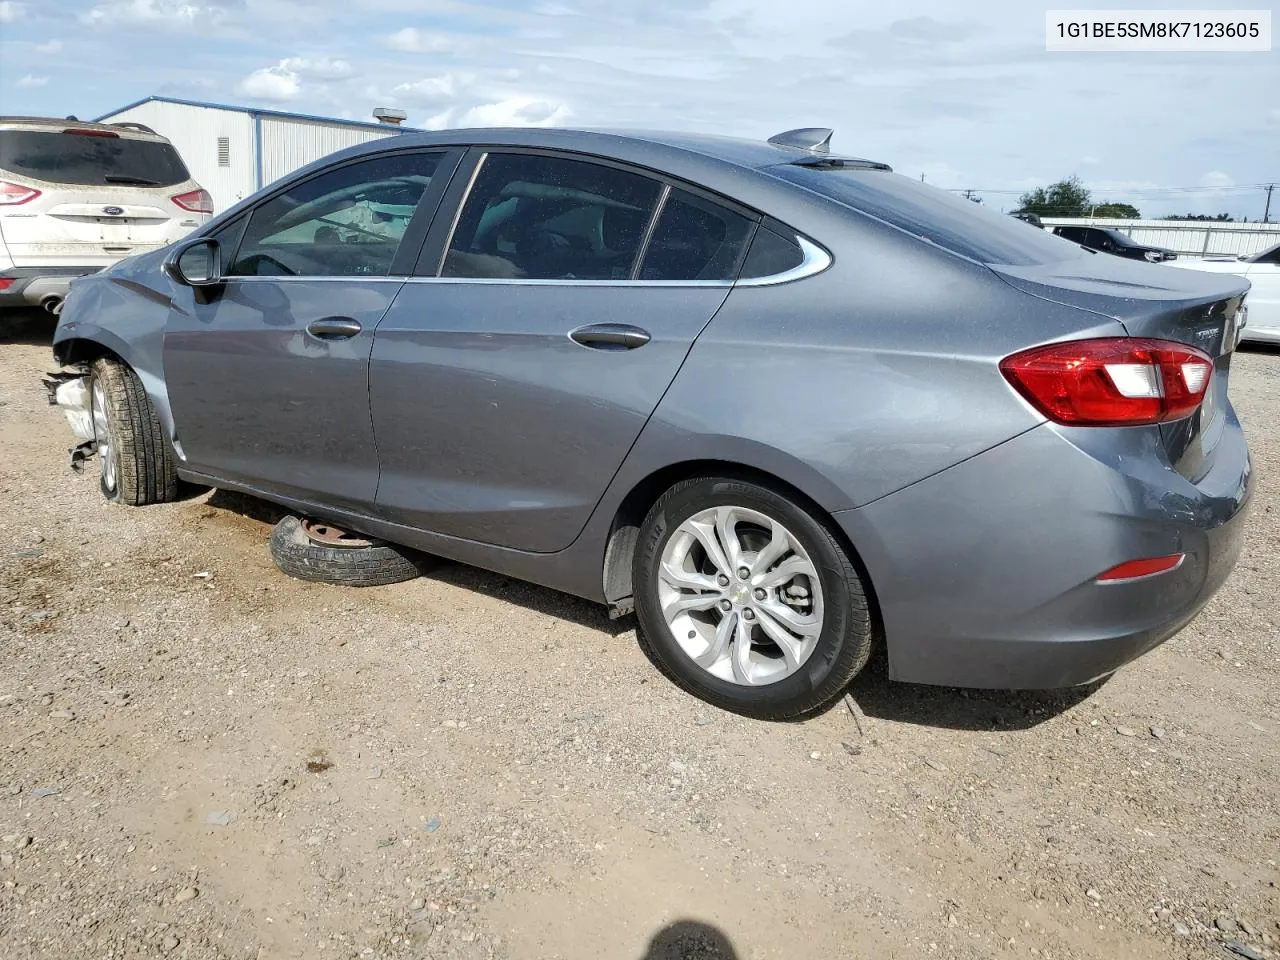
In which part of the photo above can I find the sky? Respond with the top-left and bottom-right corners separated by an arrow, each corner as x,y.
0,0 -> 1276,218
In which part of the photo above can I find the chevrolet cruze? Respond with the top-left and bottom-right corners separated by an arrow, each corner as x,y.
50,126 -> 1252,719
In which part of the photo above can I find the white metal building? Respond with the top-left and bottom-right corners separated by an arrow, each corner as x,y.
94,96 -> 417,213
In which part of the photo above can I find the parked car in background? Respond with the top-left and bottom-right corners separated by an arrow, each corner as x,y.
1168,241 -> 1280,344
1,116 -> 211,315
1053,225 -> 1177,262
50,126 -> 1251,719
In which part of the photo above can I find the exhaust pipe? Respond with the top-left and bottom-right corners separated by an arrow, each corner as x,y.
41,295 -> 63,316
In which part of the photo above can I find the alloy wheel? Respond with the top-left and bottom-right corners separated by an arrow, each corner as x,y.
657,505 -> 824,686
91,377 -> 117,494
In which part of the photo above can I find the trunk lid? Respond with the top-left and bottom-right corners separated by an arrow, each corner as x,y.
990,256 -> 1250,483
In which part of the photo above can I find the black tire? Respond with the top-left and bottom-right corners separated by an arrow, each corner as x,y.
633,476 -> 874,721
269,515 -> 422,587
89,357 -> 179,506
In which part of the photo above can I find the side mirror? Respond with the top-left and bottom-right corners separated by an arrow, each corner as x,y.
165,237 -> 222,287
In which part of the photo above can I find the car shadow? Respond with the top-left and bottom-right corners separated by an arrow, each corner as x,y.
199,490 -> 1105,716
202,488 -> 633,637
424,562 -> 634,637
845,645 -> 1104,732
0,309 -> 58,347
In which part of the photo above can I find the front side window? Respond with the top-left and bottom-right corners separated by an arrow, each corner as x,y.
442,153 -> 662,280
638,188 -> 753,281
229,152 -> 440,278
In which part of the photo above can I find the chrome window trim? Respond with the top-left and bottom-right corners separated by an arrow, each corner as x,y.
403,276 -> 734,288
220,275 -> 406,283
736,235 -> 832,287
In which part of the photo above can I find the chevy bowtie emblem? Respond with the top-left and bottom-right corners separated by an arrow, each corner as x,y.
103,206 -> 124,216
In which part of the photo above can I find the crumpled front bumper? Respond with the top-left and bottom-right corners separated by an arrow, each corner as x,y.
43,372 -> 96,468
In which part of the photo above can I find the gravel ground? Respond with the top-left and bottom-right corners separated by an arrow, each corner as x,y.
1,309 -> 1278,960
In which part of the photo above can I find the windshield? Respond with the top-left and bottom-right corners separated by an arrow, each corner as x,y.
771,165 -> 1087,266
0,130 -> 190,187
1249,241 -> 1280,264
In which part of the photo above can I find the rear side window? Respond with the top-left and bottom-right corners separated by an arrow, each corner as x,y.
442,152 -> 661,280
740,227 -> 804,279
774,165 -> 1084,266
229,152 -> 439,278
0,130 -> 190,187
638,188 -> 753,281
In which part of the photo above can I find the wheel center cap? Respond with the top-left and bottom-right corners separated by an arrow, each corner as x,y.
729,584 -> 750,605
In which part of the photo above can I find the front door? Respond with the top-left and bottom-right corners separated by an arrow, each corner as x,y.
370,150 -> 757,552
163,150 -> 452,512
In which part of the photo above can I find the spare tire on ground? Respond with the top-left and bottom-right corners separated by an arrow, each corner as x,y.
269,515 -> 423,587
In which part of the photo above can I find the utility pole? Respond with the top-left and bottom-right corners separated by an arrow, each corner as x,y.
1265,184 -> 1274,223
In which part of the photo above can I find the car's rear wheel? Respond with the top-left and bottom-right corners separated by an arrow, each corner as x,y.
634,476 -> 873,720
89,358 -> 179,505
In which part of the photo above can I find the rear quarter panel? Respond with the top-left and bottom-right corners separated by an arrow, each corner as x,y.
630,211 -> 1126,511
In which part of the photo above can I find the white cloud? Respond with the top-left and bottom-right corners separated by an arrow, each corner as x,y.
0,1 -> 23,23
534,2 -> 577,14
238,65 -> 302,101
385,27 -> 451,53
33,39 -> 63,54
83,0 -> 241,26
392,74 -> 466,106
1079,155 -> 1100,166
17,74 -> 48,88
457,96 -> 571,128
1202,171 -> 1235,188
280,56 -> 354,80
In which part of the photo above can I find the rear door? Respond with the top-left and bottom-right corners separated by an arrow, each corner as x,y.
369,149 -> 756,552
164,148 -> 458,512
0,125 -> 202,266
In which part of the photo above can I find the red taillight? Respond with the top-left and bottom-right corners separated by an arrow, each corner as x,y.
171,188 -> 213,214
0,180 -> 42,205
0,278 -> 15,291
63,128 -> 119,138
1096,554 -> 1185,582
1000,337 -> 1213,426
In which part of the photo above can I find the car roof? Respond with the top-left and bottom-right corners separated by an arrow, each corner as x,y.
363,126 -> 885,175
0,116 -> 170,142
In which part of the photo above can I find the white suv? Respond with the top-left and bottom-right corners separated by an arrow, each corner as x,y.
0,116 -> 212,313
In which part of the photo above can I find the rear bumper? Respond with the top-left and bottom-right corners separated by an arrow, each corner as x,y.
0,266 -> 102,309
835,413 -> 1252,689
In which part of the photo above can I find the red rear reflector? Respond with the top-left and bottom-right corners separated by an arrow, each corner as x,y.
0,278 -> 15,291
1096,554 -> 1185,582
1000,338 -> 1214,426
0,180 -> 42,205
171,188 -> 213,214
63,128 -> 119,137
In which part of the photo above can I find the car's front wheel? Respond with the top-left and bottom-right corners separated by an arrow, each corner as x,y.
633,476 -> 874,720
89,357 -> 179,505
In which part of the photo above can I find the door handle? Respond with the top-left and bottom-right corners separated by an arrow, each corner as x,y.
568,323 -> 651,351
306,317 -> 363,341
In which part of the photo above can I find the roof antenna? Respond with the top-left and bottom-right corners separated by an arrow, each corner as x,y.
767,128 -> 833,153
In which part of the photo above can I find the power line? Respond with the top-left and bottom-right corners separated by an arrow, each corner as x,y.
949,183 -> 1275,196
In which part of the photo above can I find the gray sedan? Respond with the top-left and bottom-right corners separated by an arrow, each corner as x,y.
50,126 -> 1252,719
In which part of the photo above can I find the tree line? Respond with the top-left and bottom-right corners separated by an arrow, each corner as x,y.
1011,176 -> 1236,222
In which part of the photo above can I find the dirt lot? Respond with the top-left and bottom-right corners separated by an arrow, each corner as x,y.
1,309 -> 1277,960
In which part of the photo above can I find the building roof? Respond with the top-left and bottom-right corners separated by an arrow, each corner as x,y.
95,95 -> 422,134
